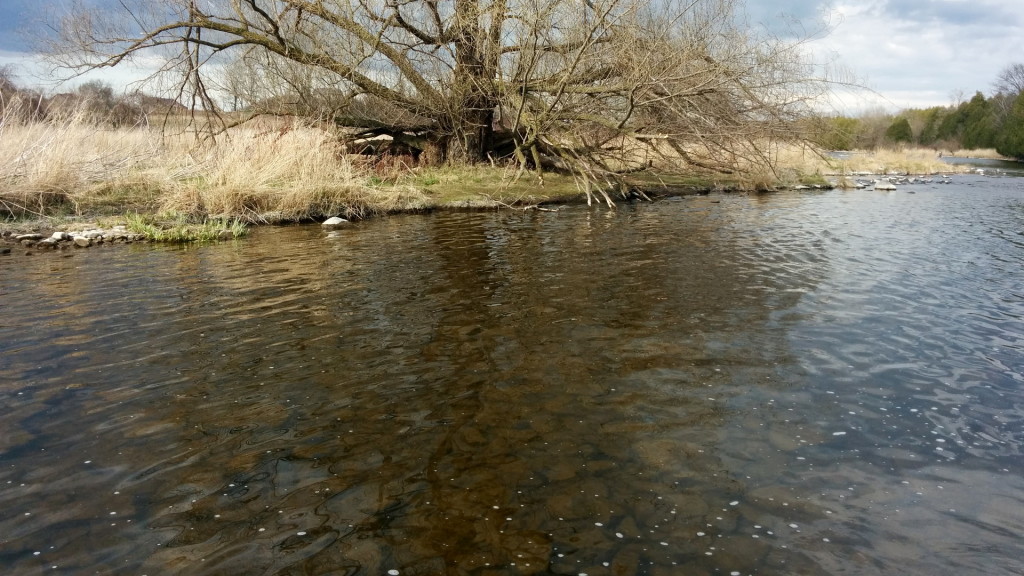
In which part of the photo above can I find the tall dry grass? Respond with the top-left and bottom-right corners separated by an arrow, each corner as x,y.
773,145 -> 973,177
156,126 -> 428,221
0,108 -> 429,222
0,103 -> 161,215
942,148 -> 1008,160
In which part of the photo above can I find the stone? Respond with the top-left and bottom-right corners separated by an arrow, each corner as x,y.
1,246 -> 11,255
51,232 -> 69,241
36,239 -> 58,249
73,237 -> 92,248
20,239 -> 37,247
16,234 -> 44,241
322,216 -> 349,229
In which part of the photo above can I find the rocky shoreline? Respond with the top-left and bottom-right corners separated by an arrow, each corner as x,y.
1,226 -> 149,256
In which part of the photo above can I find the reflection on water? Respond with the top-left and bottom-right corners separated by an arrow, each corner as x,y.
2,175 -> 1024,575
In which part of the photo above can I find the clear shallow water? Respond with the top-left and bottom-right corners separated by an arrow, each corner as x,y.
1,175 -> 1023,575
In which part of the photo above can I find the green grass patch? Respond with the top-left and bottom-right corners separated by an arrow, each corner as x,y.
123,211 -> 248,243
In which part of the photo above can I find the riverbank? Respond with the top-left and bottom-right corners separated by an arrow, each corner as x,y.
0,117 -> 986,245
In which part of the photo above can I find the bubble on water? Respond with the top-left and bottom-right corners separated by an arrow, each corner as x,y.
594,522 -> 603,527
832,432 -> 846,436
729,501 -> 739,506
388,570 -> 400,576
615,532 -> 623,538
697,532 -> 706,536
789,524 -> 799,529
297,531 -> 307,536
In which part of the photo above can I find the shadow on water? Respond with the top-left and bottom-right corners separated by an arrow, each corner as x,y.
2,177 -> 1024,575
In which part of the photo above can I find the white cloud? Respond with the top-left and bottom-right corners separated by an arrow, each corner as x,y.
797,0 -> 1024,112
0,49 -> 171,95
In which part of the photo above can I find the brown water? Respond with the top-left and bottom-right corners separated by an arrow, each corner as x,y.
2,174 -> 1023,575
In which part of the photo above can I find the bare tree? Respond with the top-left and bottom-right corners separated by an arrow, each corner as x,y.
994,63 -> 1024,96
48,0 -> 829,196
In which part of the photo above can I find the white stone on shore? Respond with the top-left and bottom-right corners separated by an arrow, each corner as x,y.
322,216 -> 349,229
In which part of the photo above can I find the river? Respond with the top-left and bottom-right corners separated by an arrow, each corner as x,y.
2,170 -> 1023,575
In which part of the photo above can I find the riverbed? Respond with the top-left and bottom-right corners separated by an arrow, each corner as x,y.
2,172 -> 1023,575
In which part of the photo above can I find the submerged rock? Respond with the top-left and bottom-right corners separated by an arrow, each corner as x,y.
73,237 -> 92,248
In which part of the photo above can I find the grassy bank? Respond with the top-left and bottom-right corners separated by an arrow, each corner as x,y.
0,116 -> 594,236
0,115 -> 996,240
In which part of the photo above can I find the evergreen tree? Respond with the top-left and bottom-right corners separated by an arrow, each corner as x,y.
884,117 -> 913,144
960,93 -> 997,149
996,92 -> 1024,159
916,107 -> 946,146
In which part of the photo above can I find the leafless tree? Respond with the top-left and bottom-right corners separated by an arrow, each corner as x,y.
994,63 -> 1024,96
48,0 -> 830,197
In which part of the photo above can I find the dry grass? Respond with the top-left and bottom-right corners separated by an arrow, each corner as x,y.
155,126 -> 433,221
0,111 -> 439,222
0,110 -> 162,216
1,111 -> 585,224
774,145 -> 972,177
943,148 -> 1009,160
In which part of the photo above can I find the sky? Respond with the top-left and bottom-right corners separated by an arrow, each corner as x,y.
1,0 -> 1022,114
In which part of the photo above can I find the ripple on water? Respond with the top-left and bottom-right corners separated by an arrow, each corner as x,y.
1,181 -> 1024,574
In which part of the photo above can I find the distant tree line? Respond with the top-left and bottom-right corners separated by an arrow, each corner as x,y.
815,63 -> 1024,160
0,66 -> 183,126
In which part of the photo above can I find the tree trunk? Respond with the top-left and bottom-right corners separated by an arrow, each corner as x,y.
449,0 -> 497,164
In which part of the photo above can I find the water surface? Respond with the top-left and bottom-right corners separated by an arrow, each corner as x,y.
2,174 -> 1023,575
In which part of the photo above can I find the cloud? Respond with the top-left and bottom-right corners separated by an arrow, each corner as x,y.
885,0 -> 1021,27
744,0 -> 836,36
796,0 -> 1024,112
